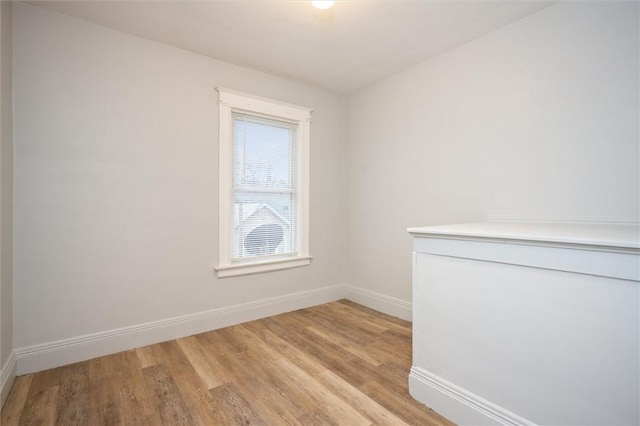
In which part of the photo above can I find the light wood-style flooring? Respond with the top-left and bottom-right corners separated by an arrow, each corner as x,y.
1,300 -> 453,425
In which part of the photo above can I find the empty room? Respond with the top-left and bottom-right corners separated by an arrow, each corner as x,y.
0,0 -> 638,425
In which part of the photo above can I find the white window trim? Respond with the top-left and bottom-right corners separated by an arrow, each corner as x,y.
215,87 -> 312,277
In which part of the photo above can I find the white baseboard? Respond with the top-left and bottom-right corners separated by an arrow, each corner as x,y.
16,284 -> 345,375
343,284 -> 412,321
1,351 -> 16,409
409,366 -> 535,426
15,284 -> 412,375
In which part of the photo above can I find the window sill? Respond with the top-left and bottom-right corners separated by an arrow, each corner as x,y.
215,256 -> 312,278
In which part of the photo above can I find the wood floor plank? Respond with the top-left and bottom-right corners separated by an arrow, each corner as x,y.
297,409 -> 340,426
16,384 -> 59,426
258,327 -> 327,377
1,301 -> 454,426
274,358 -> 372,426
378,361 -> 413,393
114,351 -> 160,425
87,378 -> 123,426
176,336 -> 224,389
299,309 -> 374,346
135,344 -> 164,369
180,333 -> 310,422
278,322 -> 387,387
316,369 -> 409,426
308,302 -> 392,337
366,336 -> 412,365
0,374 -> 33,426
360,379 -> 451,426
142,364 -> 195,426
208,383 -> 266,426
88,355 -> 116,382
229,347 -> 321,419
250,360 -> 321,419
337,299 -> 413,330
234,324 -> 283,362
305,326 -> 386,366
157,340 -> 196,378
164,361 -> 220,426
22,367 -> 61,397
213,325 -> 252,354
274,310 -> 318,328
315,302 -> 391,334
160,337 -> 235,426
195,335 -> 255,382
231,373 -> 304,421
53,363 -> 89,426
251,396 -> 302,426
270,315 -> 370,374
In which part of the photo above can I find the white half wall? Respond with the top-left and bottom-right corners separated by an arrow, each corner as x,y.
13,3 -> 346,353
345,1 -> 640,303
409,224 -> 639,425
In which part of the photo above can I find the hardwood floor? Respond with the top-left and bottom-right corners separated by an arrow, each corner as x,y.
1,300 -> 453,426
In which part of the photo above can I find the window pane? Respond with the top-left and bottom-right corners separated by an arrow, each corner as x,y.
233,113 -> 295,189
232,112 -> 297,261
232,192 -> 295,259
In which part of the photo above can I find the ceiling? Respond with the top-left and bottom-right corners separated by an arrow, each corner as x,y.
28,0 -> 553,94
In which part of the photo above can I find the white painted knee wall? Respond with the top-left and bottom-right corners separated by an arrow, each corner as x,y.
408,222 -> 639,426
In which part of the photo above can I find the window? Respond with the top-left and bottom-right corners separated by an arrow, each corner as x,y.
216,88 -> 311,277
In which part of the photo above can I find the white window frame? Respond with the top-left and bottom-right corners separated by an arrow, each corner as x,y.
215,88 -> 312,277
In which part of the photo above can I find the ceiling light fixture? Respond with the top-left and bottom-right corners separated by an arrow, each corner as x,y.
312,1 -> 335,10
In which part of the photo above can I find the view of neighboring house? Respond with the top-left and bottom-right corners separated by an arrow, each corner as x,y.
233,202 -> 292,258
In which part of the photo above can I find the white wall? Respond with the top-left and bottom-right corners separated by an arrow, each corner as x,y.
0,0 -> 15,404
0,2 -> 15,405
346,1 -> 639,303
13,3 -> 345,360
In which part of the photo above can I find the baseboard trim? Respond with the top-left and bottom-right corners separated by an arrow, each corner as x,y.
344,284 -> 412,321
409,366 -> 535,426
15,284 -> 413,375
0,351 -> 17,409
16,285 -> 345,375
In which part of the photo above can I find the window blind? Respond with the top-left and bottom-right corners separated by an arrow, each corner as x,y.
232,112 -> 297,260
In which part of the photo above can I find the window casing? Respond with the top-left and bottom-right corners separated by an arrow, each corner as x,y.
216,88 -> 311,277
